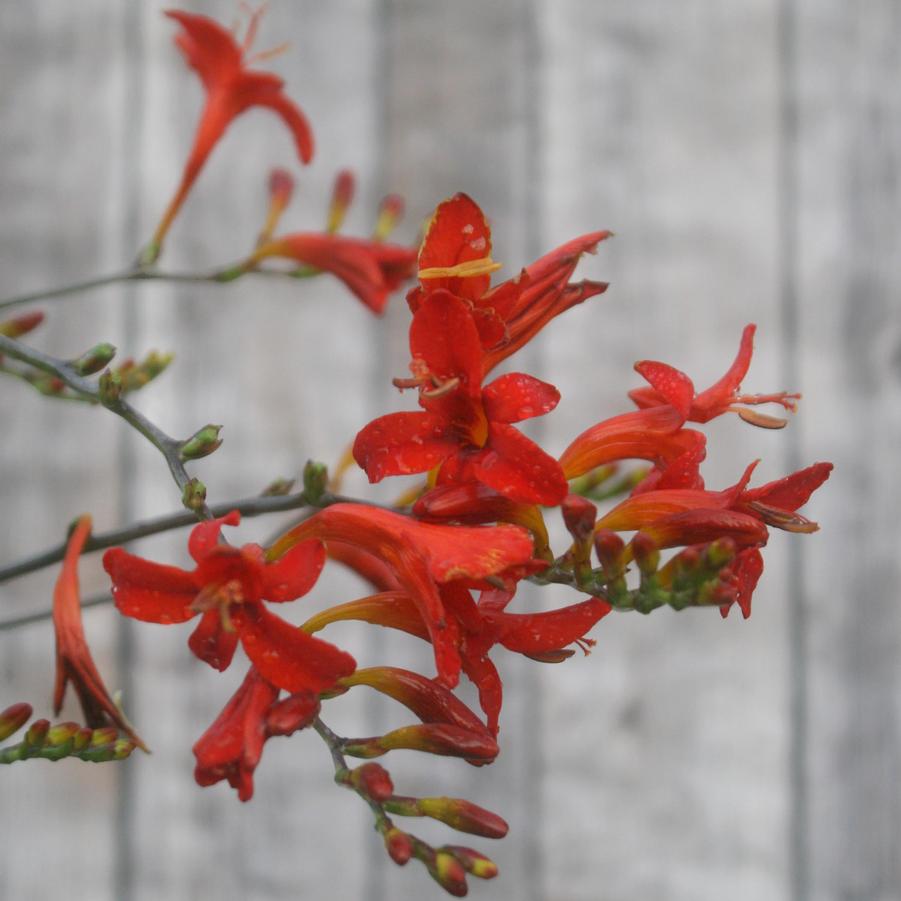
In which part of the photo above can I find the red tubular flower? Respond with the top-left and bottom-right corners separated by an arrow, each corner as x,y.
354,290 -> 568,504
737,461 -> 834,533
250,232 -> 418,313
630,324 -> 801,428
408,194 -> 610,374
193,665 -> 319,801
53,516 -> 147,750
269,503 -> 537,688
103,511 -> 355,694
559,405 -> 705,482
148,9 -> 315,258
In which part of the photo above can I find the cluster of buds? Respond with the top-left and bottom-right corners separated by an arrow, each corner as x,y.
0,703 -> 138,764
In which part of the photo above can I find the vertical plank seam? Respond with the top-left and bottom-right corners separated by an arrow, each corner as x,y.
113,2 -> 145,899
777,0 -> 808,898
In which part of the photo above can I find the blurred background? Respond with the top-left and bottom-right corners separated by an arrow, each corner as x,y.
1,2 -> 898,900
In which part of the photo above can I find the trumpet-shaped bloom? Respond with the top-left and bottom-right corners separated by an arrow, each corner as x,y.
149,9 -> 315,256
103,511 -> 355,694
193,665 -> 320,801
250,232 -> 418,313
53,516 -> 147,750
269,503 -> 538,688
630,324 -> 800,428
354,290 -> 568,505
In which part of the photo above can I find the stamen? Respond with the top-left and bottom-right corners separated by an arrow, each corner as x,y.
246,42 -> 291,65
735,407 -> 789,429
418,257 -> 503,280
421,376 -> 460,399
240,2 -> 268,54
747,501 -> 819,533
734,391 -> 801,413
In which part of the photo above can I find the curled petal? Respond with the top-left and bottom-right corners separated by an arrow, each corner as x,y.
302,591 -> 428,642
260,538 -> 325,602
692,323 -> 756,420
488,598 -> 611,654
188,510 -> 240,564
633,360 -> 694,419
740,461 -> 833,512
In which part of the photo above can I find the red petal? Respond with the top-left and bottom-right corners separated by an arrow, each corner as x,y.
233,605 -> 356,694
418,194 -> 493,301
188,510 -> 240,564
490,598 -> 610,653
240,73 -> 314,164
473,423 -> 568,505
692,324 -> 756,420
188,609 -> 239,671
302,591 -> 428,642
460,653 -> 503,736
741,461 -> 833,511
165,11 -> 242,90
260,539 -> 325,602
103,548 -> 198,624
633,361 -> 694,419
409,290 -> 484,395
482,373 -> 560,423
353,411 -> 457,482
638,509 -> 769,551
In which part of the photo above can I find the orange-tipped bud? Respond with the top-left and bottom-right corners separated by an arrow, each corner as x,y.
443,846 -> 500,880
417,797 -> 508,839
377,723 -> 499,761
594,529 -> 625,574
24,719 -> 50,748
0,702 -> 32,741
373,193 -> 404,241
257,168 -> 296,246
562,494 -> 597,545
0,311 -> 44,339
47,722 -> 81,747
327,169 -> 355,233
430,850 -> 468,897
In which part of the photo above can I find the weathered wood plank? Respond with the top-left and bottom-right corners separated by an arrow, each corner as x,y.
0,4 -> 135,901
796,3 -> 901,899
538,3 -> 793,900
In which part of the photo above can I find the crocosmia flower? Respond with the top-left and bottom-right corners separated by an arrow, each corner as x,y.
54,515 -> 147,750
354,289 -> 568,504
147,8 -> 315,259
103,511 -> 355,694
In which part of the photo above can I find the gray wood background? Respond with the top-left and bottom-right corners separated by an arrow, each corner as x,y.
1,2 -> 898,900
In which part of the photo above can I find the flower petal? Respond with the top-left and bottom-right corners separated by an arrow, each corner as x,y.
103,548 -> 198,624
633,360 -> 694,419
489,598 -> 611,654
233,604 -> 356,694
188,609 -> 239,672
260,539 -> 325,602
238,73 -> 314,164
188,510 -> 241,564
353,410 -> 457,482
482,373 -> 560,424
472,422 -> 568,506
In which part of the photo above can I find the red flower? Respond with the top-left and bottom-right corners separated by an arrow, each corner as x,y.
559,405 -> 706,486
354,289 -> 568,504
103,511 -> 355,694
53,516 -> 147,750
193,666 -> 320,801
305,583 -> 609,735
409,194 -> 610,374
269,503 -> 538,688
250,232 -> 418,313
630,324 -> 800,428
147,9 -> 315,258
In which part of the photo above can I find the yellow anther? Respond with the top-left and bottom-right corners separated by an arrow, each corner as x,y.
418,257 -> 502,280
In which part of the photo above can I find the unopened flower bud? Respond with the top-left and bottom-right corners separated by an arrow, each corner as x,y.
594,529 -> 625,573
430,850 -> 468,897
25,719 -> 50,748
182,478 -> 208,513
373,194 -> 404,241
179,424 -> 223,461
72,342 -> 117,376
631,532 -> 660,576
562,494 -> 597,544
378,723 -> 498,760
417,797 -> 508,839
0,311 -> 44,339
350,762 -> 394,801
442,846 -> 499,880
90,727 -> 119,747
303,459 -> 329,505
72,727 -> 93,751
383,827 -> 413,866
327,169 -> 355,233
265,691 -> 319,736
705,537 -> 737,569
47,722 -> 81,747
261,477 -> 295,497
0,702 -> 32,741
98,369 -> 123,405
268,168 -> 295,208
